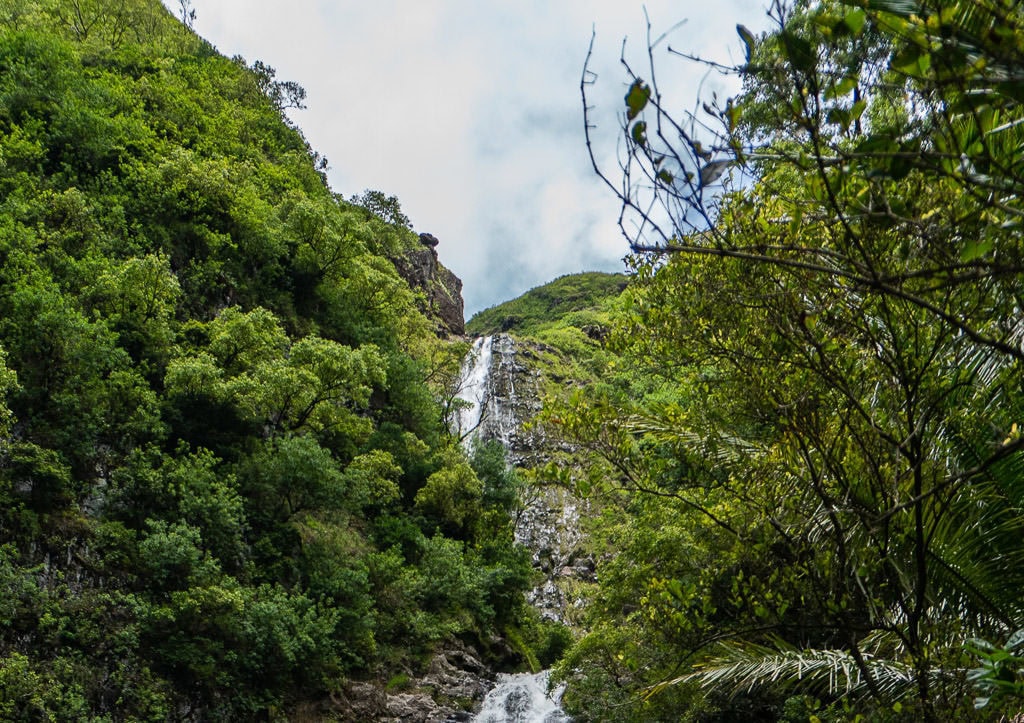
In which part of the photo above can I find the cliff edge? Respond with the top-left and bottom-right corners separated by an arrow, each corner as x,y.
392,232 -> 465,337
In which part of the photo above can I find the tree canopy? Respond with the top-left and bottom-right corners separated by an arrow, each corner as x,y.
553,0 -> 1024,719
0,1 -> 542,719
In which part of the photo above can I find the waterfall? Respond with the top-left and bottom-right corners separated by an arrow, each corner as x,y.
491,334 -> 519,447
454,335 -> 573,722
455,335 -> 494,443
473,671 -> 569,723
453,334 -> 521,450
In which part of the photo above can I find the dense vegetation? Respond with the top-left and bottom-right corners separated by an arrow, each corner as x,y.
467,272 -> 626,338
0,1 -> 537,718
6,0 -> 1024,719
542,0 -> 1024,720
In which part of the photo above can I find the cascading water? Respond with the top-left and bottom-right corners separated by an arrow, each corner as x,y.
455,335 -> 494,442
452,335 -> 573,722
454,334 -> 523,450
473,670 -> 569,723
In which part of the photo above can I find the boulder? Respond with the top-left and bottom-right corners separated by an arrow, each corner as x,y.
336,643 -> 492,722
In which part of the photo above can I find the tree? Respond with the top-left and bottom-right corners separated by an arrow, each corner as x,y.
249,59 -> 307,112
177,0 -> 195,30
586,0 -> 1024,361
569,0 -> 1024,719
349,189 -> 412,230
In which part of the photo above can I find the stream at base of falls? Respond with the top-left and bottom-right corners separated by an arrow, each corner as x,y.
472,670 -> 569,723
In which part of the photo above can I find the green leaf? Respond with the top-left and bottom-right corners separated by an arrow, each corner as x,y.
891,43 -> 931,76
727,101 -> 742,132
631,121 -> 648,146
827,107 -> 851,130
780,30 -> 816,73
844,8 -> 867,35
625,80 -> 651,121
860,0 -> 921,16
826,75 -> 859,100
657,169 -> 674,185
856,133 -> 898,154
977,105 -> 995,134
960,238 -> 994,262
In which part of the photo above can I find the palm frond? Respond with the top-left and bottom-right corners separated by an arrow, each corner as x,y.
649,638 -> 918,702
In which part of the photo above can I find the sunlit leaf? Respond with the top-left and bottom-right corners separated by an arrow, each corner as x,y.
891,44 -> 931,76
961,238 -> 994,262
727,101 -> 742,132
844,8 -> 867,35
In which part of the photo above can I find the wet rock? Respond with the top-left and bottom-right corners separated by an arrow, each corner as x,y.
457,334 -> 544,463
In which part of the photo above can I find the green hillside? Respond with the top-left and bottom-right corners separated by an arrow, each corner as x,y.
467,272 -> 626,338
0,2 -> 534,718
466,272 -> 627,379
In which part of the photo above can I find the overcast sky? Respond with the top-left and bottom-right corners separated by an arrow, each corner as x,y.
166,1 -> 771,316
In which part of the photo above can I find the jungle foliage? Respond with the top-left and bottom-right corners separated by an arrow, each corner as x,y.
0,1 -> 537,719
546,0 -> 1024,720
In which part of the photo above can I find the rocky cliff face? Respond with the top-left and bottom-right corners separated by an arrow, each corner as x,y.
454,334 -> 543,462
455,334 -> 592,624
393,233 -> 465,337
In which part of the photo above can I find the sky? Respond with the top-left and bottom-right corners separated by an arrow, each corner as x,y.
165,1 -> 771,316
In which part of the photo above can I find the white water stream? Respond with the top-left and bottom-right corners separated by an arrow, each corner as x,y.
455,335 -> 494,443
473,670 -> 569,723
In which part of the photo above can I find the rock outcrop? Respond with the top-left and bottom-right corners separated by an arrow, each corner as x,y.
338,643 -> 492,722
392,233 -> 465,337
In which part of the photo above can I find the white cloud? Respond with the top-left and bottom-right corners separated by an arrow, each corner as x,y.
168,0 -> 771,315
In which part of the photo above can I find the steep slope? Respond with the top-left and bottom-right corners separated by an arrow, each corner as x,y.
462,273 -> 630,626
0,3 -> 533,719
391,231 -> 465,337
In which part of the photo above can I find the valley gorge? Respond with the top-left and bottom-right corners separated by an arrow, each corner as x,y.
0,5 -> 594,719
453,333 -> 585,722
6,1 -> 1024,720
452,334 -> 590,627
